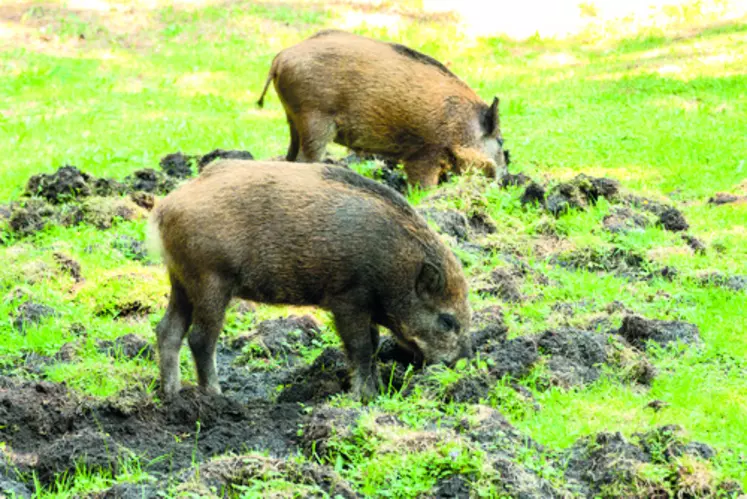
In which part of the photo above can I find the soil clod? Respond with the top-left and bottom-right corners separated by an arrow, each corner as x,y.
159,152 -> 196,178
112,235 -> 148,261
603,206 -> 650,233
420,208 -> 470,241
501,172 -> 532,188
520,181 -> 546,206
25,165 -> 92,204
657,207 -> 689,232
277,348 -> 349,403
53,252 -> 83,281
129,191 -> 155,211
618,315 -> 702,350
682,234 -> 706,254
475,268 -> 522,302
12,301 -> 56,331
97,333 -> 154,361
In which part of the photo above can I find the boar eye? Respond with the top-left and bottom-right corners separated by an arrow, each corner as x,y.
497,137 -> 505,148
438,314 -> 459,333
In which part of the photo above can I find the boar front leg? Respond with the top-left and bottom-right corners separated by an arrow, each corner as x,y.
187,274 -> 231,395
332,302 -> 380,403
403,153 -> 442,189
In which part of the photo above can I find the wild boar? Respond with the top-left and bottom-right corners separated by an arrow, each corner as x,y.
149,160 -> 472,402
257,30 -> 508,188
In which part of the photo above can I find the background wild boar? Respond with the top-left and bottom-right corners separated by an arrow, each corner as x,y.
149,160 -> 472,402
257,30 -> 508,188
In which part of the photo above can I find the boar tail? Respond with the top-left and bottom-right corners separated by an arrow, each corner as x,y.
146,209 -> 165,262
256,63 -> 276,108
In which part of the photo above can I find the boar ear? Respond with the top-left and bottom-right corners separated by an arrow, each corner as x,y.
482,97 -> 500,136
416,261 -> 445,297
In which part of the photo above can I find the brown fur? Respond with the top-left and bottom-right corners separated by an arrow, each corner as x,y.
151,160 -> 472,402
257,30 -> 507,188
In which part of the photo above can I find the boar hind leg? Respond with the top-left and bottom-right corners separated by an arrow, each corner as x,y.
332,303 -> 379,403
157,274 -> 194,400
285,118 -> 300,161
297,112 -> 336,163
187,274 -> 230,395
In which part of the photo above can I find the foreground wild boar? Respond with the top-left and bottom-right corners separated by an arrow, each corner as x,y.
149,160 -> 472,402
257,30 -> 507,188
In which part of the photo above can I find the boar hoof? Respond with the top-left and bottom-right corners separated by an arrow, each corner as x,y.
351,372 -> 379,404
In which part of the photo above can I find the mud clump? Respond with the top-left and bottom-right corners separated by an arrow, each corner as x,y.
177,454 -> 358,498
520,181 -> 546,206
618,315 -> 702,350
62,196 -> 146,230
474,267 -> 522,302
300,406 -> 361,460
91,177 -> 127,197
487,336 -> 539,380
234,315 -> 322,365
0,378 -> 303,485
53,252 -> 83,281
696,272 -> 746,292
432,475 -> 472,498
197,149 -> 255,173
545,174 -> 620,216
97,333 -> 154,361
420,208 -> 470,241
372,166 -> 408,194
603,206 -> 650,233
7,199 -> 58,236
445,374 -> 493,403
563,425 -> 732,498
159,152 -> 196,178
657,207 -> 689,232
12,301 -> 56,331
537,329 -> 607,387
25,165 -> 92,204
0,463 -> 32,499
129,191 -> 155,211
682,234 -> 706,254
278,348 -> 349,403
112,235 -> 148,261
501,172 -> 532,188
125,168 -> 177,195
708,192 -> 744,205
553,246 -> 652,279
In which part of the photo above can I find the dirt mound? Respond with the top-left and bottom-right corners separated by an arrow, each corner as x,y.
657,207 -> 689,232
603,206 -> 651,233
420,208 -> 470,241
682,234 -> 706,254
564,425 -> 736,498
708,192 -> 745,205
696,271 -> 746,292
124,168 -> 177,195
159,152 -> 196,178
372,165 -> 408,194
501,172 -> 532,188
129,191 -> 155,210
197,149 -> 255,172
0,378 -> 303,485
12,300 -> 56,331
53,252 -> 83,281
278,347 -> 350,403
473,267 -> 523,302
618,315 -> 702,350
176,454 -> 359,498
524,174 -> 620,216
537,328 -> 607,387
300,406 -> 362,460
25,165 -> 93,204
96,333 -> 154,361
432,475 -> 472,498
232,315 -> 322,366
7,199 -> 58,236
552,245 -> 657,280
0,462 -> 32,499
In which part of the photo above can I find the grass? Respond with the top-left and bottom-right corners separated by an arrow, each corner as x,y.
1,0 -> 746,496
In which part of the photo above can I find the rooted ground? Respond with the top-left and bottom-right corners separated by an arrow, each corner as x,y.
1,1 -> 746,498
